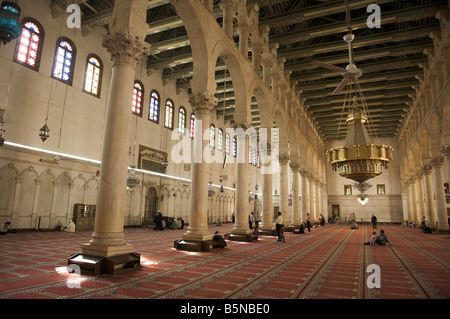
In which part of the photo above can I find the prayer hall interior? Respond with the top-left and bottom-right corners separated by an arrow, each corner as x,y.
0,0 -> 449,305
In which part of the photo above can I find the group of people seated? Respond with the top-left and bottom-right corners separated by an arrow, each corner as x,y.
364,229 -> 392,246
153,212 -> 184,230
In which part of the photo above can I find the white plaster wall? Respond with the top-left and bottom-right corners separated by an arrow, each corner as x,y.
0,0 -> 237,230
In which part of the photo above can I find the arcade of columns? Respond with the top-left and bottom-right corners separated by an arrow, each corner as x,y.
398,10 -> 450,232
81,0 -> 328,257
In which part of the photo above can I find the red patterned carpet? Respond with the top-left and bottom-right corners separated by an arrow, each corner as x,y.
0,223 -> 449,300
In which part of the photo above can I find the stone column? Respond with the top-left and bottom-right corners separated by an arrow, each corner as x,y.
442,46 -> 450,80
81,31 -> 150,258
404,180 -> 412,223
260,143 -> 274,231
230,124 -> 251,236
315,181 -> 321,221
279,153 -> 290,225
408,177 -> 417,222
300,169 -> 308,222
290,162 -> 301,226
237,25 -> 250,59
309,175 -> 316,221
182,92 -> 217,241
414,172 -> 426,223
401,181 -> 409,223
220,0 -> 236,38
430,156 -> 449,232
423,164 -> 436,226
262,59 -> 271,86
252,43 -> 261,75
442,146 -> 450,186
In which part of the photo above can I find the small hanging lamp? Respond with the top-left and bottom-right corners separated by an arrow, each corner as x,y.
39,122 -> 50,142
0,0 -> 22,45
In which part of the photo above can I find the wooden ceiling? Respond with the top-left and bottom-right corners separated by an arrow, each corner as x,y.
62,0 -> 447,142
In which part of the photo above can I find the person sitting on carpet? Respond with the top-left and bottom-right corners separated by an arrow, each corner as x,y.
64,220 -> 76,232
294,223 -> 305,234
364,231 -> 377,245
350,223 -> 358,229
375,230 -> 392,246
213,231 -> 228,248
0,221 -> 15,235
422,225 -> 432,234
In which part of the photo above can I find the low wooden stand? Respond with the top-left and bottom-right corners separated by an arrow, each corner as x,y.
174,239 -> 221,252
68,252 -> 140,275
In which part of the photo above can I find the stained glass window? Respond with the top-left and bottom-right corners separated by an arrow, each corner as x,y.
52,37 -> 76,85
149,90 -> 160,123
249,146 -> 252,164
253,149 -> 257,166
217,129 -> 223,151
83,55 -> 102,97
178,107 -> 186,134
232,136 -> 237,157
190,114 -> 195,139
209,124 -> 215,148
14,19 -> 44,70
225,133 -> 230,155
132,81 -> 144,116
164,99 -> 174,129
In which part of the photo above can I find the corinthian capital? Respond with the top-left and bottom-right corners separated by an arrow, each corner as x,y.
442,145 -> 450,157
289,162 -> 300,172
188,92 -> 218,115
102,31 -> 150,68
430,156 -> 444,168
278,153 -> 290,165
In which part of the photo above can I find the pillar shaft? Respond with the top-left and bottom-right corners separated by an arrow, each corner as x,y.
279,154 -> 290,225
300,170 -> 308,222
290,163 -> 300,225
423,165 -> 436,225
82,31 -> 150,258
431,157 -> 449,231
260,143 -> 274,231
231,126 -> 251,235
182,92 -> 217,241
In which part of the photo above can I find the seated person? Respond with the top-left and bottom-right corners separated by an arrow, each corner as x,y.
350,223 -> 358,229
213,231 -> 228,248
294,223 -> 305,234
216,218 -> 222,226
0,221 -> 15,235
64,220 -> 76,232
364,231 -> 377,245
375,230 -> 392,246
422,225 -> 432,234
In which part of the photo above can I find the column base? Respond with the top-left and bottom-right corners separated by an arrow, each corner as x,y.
258,229 -> 277,236
68,252 -> 140,276
174,239 -> 220,252
225,232 -> 258,242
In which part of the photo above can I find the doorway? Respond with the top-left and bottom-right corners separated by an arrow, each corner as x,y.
145,187 -> 158,227
332,205 -> 340,221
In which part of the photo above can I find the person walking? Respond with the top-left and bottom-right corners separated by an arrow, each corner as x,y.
306,213 -> 312,232
275,212 -> 285,242
371,214 -> 378,230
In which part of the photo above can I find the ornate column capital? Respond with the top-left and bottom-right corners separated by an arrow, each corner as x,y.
188,92 -> 218,115
278,153 -> 290,165
430,156 -> 444,168
102,30 -> 150,69
422,163 -> 433,175
442,145 -> 450,157
289,162 -> 300,172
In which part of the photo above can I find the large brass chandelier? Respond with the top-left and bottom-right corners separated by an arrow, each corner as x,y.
326,91 -> 393,183
314,0 -> 397,184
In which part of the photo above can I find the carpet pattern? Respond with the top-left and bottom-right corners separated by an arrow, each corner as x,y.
0,223 -> 449,299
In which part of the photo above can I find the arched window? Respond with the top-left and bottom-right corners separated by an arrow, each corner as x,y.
225,133 -> 230,155
257,152 -> 260,168
190,114 -> 195,139
14,18 -> 44,71
164,99 -> 174,130
149,90 -> 160,123
217,129 -> 223,151
232,136 -> 237,157
52,37 -> 76,85
178,106 -> 186,134
249,146 -> 252,164
209,124 -> 215,148
83,54 -> 103,97
253,149 -> 257,166
132,80 -> 144,116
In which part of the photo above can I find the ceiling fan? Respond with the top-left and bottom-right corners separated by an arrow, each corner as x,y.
311,0 -> 410,94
